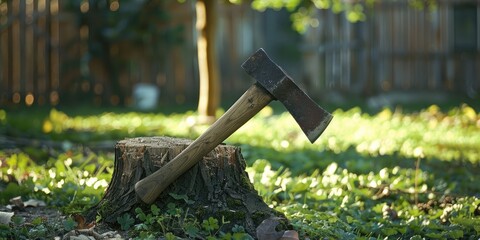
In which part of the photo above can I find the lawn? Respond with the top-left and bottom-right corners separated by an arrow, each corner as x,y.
1,103 -> 480,239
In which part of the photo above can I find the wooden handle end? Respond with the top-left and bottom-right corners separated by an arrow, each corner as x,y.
135,171 -> 169,204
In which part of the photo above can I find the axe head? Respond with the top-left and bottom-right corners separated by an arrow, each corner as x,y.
242,48 -> 333,143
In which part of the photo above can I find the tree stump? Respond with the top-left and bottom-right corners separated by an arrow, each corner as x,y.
87,136 -> 286,236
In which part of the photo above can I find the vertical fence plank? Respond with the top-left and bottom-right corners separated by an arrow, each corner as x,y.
8,0 -> 14,100
37,0 -> 46,105
32,0 -> 39,104
367,7 -> 375,94
11,0 -> 20,101
19,0 -> 26,98
44,0 -> 52,104
50,0 -> 59,96
0,2 -> 8,103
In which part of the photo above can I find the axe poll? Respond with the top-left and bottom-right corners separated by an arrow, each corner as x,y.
135,48 -> 333,204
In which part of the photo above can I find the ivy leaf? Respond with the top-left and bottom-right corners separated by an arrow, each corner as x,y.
184,222 -> 200,238
134,223 -> 148,231
63,218 -> 77,231
135,207 -> 147,221
425,232 -> 443,239
380,228 -> 397,236
165,232 -> 177,240
31,217 -> 44,226
166,203 -> 181,216
117,213 -> 134,231
150,204 -> 160,216
202,217 -> 219,232
447,230 -> 463,239
232,224 -> 245,233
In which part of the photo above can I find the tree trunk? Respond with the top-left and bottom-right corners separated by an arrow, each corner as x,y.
86,136 -> 286,237
196,0 -> 220,123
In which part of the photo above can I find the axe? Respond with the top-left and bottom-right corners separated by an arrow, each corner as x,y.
135,48 -> 333,204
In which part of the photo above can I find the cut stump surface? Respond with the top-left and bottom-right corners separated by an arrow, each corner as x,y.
87,136 -> 286,236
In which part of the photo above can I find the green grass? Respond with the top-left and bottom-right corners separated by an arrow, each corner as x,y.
1,104 -> 480,239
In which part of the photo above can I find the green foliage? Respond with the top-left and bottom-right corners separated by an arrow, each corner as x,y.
63,217 -> 78,232
39,108 -> 198,141
1,104 -> 479,238
202,217 -> 220,233
0,109 -> 6,124
0,147 -> 113,212
251,0 -> 368,32
248,159 -> 480,238
235,105 -> 480,168
0,215 -> 64,239
117,213 -> 135,231
249,0 -> 438,32
129,204 -> 251,239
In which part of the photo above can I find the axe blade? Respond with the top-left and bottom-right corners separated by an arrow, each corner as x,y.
242,48 -> 333,143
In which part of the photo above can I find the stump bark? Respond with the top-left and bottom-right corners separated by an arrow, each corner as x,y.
87,136 -> 286,236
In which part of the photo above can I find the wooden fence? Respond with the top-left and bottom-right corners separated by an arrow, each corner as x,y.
1,0 -> 479,107
302,0 -> 480,97
0,0 -> 263,107
0,0 -> 62,106
0,0 -> 198,106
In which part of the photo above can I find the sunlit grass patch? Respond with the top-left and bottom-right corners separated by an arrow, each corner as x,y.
0,104 -> 479,238
0,150 -> 114,213
248,160 -> 480,239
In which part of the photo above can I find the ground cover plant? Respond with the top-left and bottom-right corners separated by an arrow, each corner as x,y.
0,104 -> 479,239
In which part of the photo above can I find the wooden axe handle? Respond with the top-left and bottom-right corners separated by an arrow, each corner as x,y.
135,83 -> 273,204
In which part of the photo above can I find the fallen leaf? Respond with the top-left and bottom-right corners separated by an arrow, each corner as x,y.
256,217 -> 285,240
9,196 -> 25,210
0,211 -> 14,225
23,199 -> 47,207
72,213 -> 96,230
